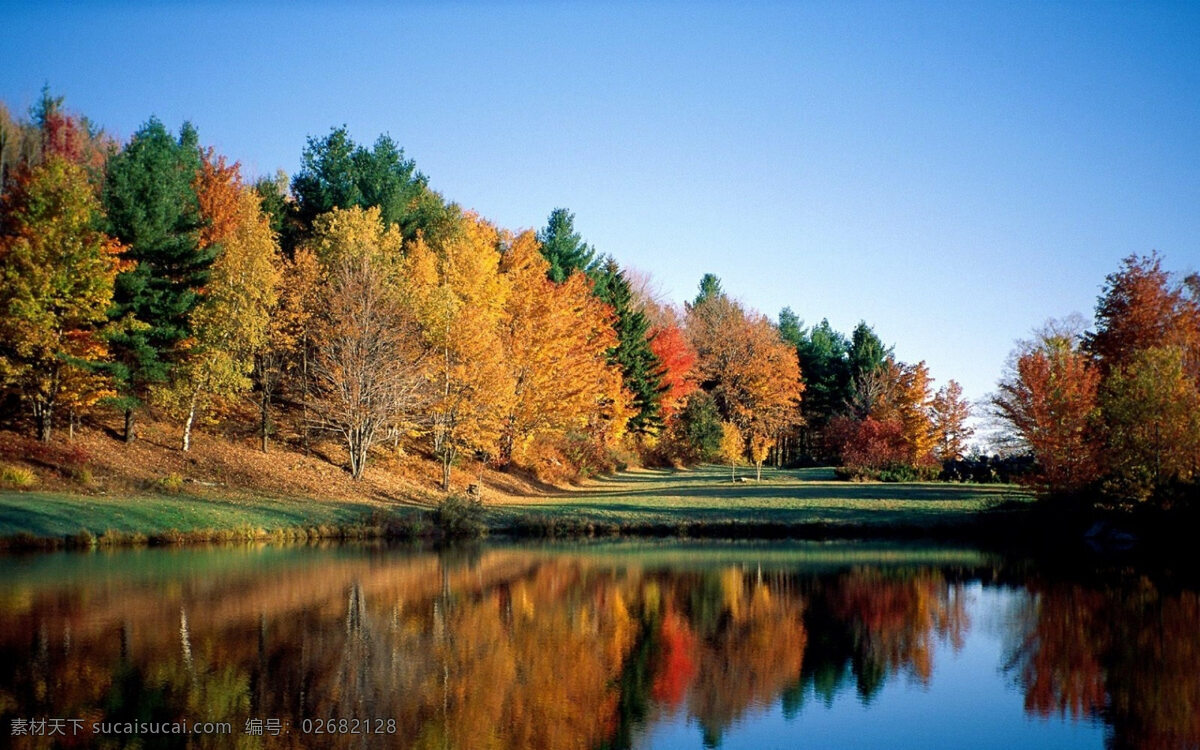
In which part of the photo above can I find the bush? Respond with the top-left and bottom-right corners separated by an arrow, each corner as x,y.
159,473 -> 185,493
940,454 -> 1035,483
0,464 -> 37,489
836,462 -> 940,483
430,494 -> 487,539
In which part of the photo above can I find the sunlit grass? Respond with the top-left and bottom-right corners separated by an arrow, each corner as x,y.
493,463 -> 1033,528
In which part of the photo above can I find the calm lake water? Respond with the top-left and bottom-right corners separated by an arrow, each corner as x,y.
1,541 -> 1197,749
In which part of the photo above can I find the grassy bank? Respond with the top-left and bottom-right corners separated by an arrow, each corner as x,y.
489,465 -> 1032,536
0,464 -> 1035,548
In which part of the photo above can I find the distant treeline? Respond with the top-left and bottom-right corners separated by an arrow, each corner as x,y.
3,90 -> 1193,506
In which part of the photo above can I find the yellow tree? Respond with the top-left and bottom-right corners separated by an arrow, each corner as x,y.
304,206 -> 425,479
402,212 -> 512,490
497,230 -> 625,466
720,421 -> 743,481
253,247 -> 320,452
159,156 -> 281,451
0,155 -> 124,442
748,433 -> 772,481
871,359 -> 939,465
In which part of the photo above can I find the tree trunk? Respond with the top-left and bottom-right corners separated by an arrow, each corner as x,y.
442,450 -> 452,492
124,408 -> 136,444
34,400 -> 52,443
259,387 -> 270,453
68,408 -> 77,441
756,461 -> 762,481
730,462 -> 735,481
181,391 -> 198,452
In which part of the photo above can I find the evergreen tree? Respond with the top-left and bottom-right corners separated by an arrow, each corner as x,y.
592,257 -> 665,434
797,319 -> 851,423
777,307 -> 805,348
692,273 -> 724,308
291,127 -> 445,245
103,118 -> 209,441
536,207 -> 599,283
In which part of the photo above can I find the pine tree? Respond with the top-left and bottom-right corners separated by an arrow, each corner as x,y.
536,208 -> 599,283
591,258 -> 665,434
102,118 -> 210,441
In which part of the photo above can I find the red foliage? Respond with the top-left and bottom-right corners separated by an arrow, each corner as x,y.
651,609 -> 698,707
826,415 -> 908,470
994,345 -> 1102,494
1089,252 -> 1200,377
648,323 -> 697,420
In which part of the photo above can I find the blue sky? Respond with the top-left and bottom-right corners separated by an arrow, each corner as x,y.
3,1 -> 1198,424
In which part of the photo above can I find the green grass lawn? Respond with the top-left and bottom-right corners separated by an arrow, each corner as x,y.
491,464 -> 1033,529
0,490 -> 385,538
0,464 -> 1034,542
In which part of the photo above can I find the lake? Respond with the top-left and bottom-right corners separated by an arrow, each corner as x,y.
1,541 -> 1196,749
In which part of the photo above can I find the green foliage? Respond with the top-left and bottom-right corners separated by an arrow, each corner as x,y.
848,321 -> 890,382
692,273 -> 724,308
158,473 -> 185,493
777,307 -> 804,348
103,118 -> 210,418
291,127 -> 446,243
591,258 -> 665,434
252,171 -> 301,251
796,318 -> 852,427
536,207 -> 599,283
677,391 -> 723,461
430,494 -> 487,539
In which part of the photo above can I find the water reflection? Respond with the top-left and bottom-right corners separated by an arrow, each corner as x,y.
0,544 -> 1196,749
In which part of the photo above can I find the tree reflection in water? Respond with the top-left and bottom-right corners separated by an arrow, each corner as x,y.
0,546 -> 1196,749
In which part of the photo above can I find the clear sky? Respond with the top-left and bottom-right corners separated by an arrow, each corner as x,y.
3,1 -> 1198,418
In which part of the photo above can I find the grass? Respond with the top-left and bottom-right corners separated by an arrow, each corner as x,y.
491,464 -> 1033,531
0,489 -> 390,539
0,464 -> 1035,547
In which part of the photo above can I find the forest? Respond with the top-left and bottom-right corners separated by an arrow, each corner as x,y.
1,90 -> 1197,510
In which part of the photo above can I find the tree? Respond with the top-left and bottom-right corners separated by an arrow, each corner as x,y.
103,118 -> 209,442
846,322 -> 891,416
793,318 -> 851,459
719,421 -> 743,481
871,359 -> 938,465
497,231 -> 624,467
931,380 -> 972,460
253,247 -> 320,452
993,337 -> 1102,495
309,253 -> 427,479
692,273 -> 724,308
252,170 -> 301,253
1086,252 -> 1200,377
1100,345 -> 1200,500
0,156 -> 124,441
591,258 -> 664,434
687,288 -> 803,455
648,322 -> 697,421
749,432 -> 772,481
292,127 -> 446,244
826,415 -> 908,471
403,212 -> 512,490
536,208 -> 599,283
158,155 -> 281,451
676,391 -> 723,462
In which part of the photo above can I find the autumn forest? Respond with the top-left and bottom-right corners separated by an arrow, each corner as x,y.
1,91 -> 1198,510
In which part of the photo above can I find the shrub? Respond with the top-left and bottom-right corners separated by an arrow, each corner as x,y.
430,494 -> 487,539
0,464 -> 37,489
159,473 -> 185,493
